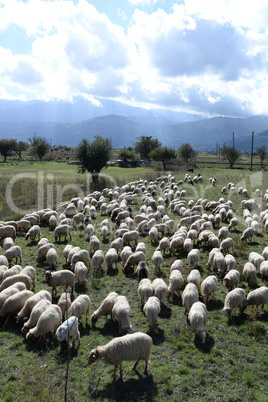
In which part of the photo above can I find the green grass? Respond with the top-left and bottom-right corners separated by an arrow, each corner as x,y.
0,161 -> 268,401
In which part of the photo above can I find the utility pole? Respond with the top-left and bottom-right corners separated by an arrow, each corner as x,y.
250,131 -> 254,171
233,132 -> 235,151
216,143 -> 218,156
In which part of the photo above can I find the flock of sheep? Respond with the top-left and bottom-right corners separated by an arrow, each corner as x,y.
0,171 -> 268,382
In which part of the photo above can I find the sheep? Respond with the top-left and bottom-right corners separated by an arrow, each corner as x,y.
74,261 -> 88,286
26,304 -> 62,339
0,264 -> 22,284
3,237 -> 14,251
262,246 -> 268,261
37,237 -> 49,249
187,269 -> 201,290
152,278 -> 168,308
240,227 -> 254,242
25,225 -> 41,241
4,246 -> 22,265
0,274 -> 32,291
54,224 -> 72,242
201,275 -> 218,304
45,270 -> 75,296
182,283 -> 199,314
69,294 -> 91,324
122,230 -> 139,247
224,254 -> 236,273
88,235 -> 101,254
220,238 -> 234,254
66,246 -> 80,267
135,261 -> 149,281
0,282 -> 26,309
135,242 -> 146,255
223,269 -> 240,291
167,270 -> 184,300
57,292 -> 72,319
56,316 -> 80,347
242,262 -> 258,288
138,278 -> 153,306
92,250 -> 104,272
120,246 -> 132,266
85,223 -> 94,238
218,226 -> 229,240
170,259 -> 183,273
91,291 -> 119,328
124,251 -> 145,275
110,237 -> 123,253
105,248 -> 118,272
187,249 -> 200,269
46,247 -> 58,270
188,301 -> 207,343
72,213 -> 85,230
48,215 -> 57,230
243,286 -> 268,312
36,243 -> 55,265
0,290 -> 34,317
112,295 -> 132,334
143,296 -> 161,333
149,226 -> 159,245
169,235 -> 184,255
22,299 -> 52,334
70,249 -> 90,271
260,261 -> 268,280
16,290 -> 52,323
16,220 -> 30,233
223,288 -> 246,319
21,266 -> 36,288
248,252 -> 264,270
152,250 -> 164,275
100,225 -> 109,242
213,251 -> 226,278
88,332 -> 152,381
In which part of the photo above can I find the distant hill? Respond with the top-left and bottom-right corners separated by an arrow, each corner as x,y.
0,98 -> 267,151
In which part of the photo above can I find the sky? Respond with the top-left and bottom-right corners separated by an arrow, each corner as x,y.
0,0 -> 267,118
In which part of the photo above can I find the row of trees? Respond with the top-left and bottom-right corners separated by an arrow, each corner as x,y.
0,135 -> 50,162
221,145 -> 267,169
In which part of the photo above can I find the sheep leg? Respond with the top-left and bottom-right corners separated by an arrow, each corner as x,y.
132,358 -> 140,371
143,360 -> 148,375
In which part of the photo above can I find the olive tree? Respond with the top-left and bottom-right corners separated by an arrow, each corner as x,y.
134,136 -> 161,160
221,146 -> 240,168
178,143 -> 195,164
76,136 -> 113,187
256,145 -> 267,169
28,135 -> 50,161
0,138 -> 16,162
149,146 -> 177,170
14,140 -> 29,159
118,148 -> 136,167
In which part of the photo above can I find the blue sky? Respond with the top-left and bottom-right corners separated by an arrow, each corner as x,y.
0,0 -> 267,117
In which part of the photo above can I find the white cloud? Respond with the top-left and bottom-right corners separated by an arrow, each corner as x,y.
129,0 -> 158,5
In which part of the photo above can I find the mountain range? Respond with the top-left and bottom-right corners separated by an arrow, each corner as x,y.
0,97 -> 267,152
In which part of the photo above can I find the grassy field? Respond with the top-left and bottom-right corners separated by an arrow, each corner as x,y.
0,160 -> 268,401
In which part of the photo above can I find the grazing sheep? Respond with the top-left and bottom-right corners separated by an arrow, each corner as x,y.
92,250 -> 105,272
0,225 -> 16,240
110,237 -> 123,253
0,264 -> 22,284
100,225 -> 109,242
88,235 -> 101,254
240,227 -> 254,242
248,252 -> 264,270
188,301 -> 207,343
223,288 -> 246,319
4,246 -> 22,265
187,269 -> 201,290
91,291 -> 119,328
135,261 -> 149,281
49,215 -> 57,230
228,217 -> 239,231
3,237 -> 14,251
74,261 -> 88,286
122,230 -> 139,247
88,332 -> 152,381
218,226 -> 229,240
56,316 -> 80,347
0,282 -> 26,309
37,237 -> 49,249
16,290 -> 52,322
220,238 -> 234,254
201,275 -> 218,304
25,225 -> 41,241
70,249 -> 90,271
57,292 -> 72,319
242,262 -> 258,288
152,278 -> 168,308
112,295 -> 132,335
260,261 -> 268,280
26,304 -> 62,339
143,296 -> 161,333
244,286 -> 268,311
170,259 -> 183,273
167,270 -> 184,300
45,270 -> 75,296
224,254 -> 236,273
69,294 -> 91,324
22,299 -> 52,334
36,243 -> 55,265
105,248 -> 118,272
149,226 -> 159,245
152,250 -> 164,275
120,246 -> 132,266
262,246 -> 268,261
187,249 -> 200,269
124,251 -> 145,275
0,290 -> 34,317
182,283 -> 199,314
0,274 -> 32,291
223,269 -> 240,291
169,236 -> 184,255
213,251 -> 226,278
54,224 -> 72,242
138,278 -> 153,306
46,247 -> 58,270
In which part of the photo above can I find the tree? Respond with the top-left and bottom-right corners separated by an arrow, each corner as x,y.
134,136 -> 161,160
14,140 -> 29,159
221,145 -> 240,168
76,136 -> 113,187
0,138 -> 16,162
178,143 -> 195,164
28,135 -> 50,161
149,146 -> 177,170
118,148 -> 136,167
256,145 -> 267,169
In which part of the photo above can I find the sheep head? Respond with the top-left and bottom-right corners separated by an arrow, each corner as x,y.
88,348 -> 99,365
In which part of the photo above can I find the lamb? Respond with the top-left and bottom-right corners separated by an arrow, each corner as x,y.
138,278 -> 153,305
91,291 -> 119,328
105,248 -> 118,272
170,259 -> 183,273
143,296 -> 161,333
46,247 -> 58,270
16,290 -> 52,323
243,286 -> 268,311
54,224 -> 72,242
223,269 -> 240,291
0,290 -> 34,317
45,270 -> 75,296
242,262 -> 258,288
56,316 -> 80,347
74,261 -> 88,286
112,295 -> 132,334
188,301 -> 207,343
25,225 -> 41,241
240,227 -> 254,242
122,230 -> 139,247
88,332 -> 152,381
0,282 -> 26,309
57,292 -> 72,319
4,246 -> 22,265
187,269 -> 201,290
152,250 -> 164,275
187,249 -> 200,269
223,288 -> 246,319
167,270 -> 184,300
152,278 -> 168,308
69,294 -> 91,324
22,299 -> 52,334
201,275 -> 218,304
92,250 -> 104,272
3,237 -> 14,251
182,283 -> 199,314
0,274 -> 32,291
135,261 -> 149,280
26,304 -> 62,339
220,237 -> 234,254
123,251 -> 145,275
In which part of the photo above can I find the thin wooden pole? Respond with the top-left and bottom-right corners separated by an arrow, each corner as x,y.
250,131 -> 254,171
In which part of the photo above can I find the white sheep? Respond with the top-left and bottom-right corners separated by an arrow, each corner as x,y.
105,248 -> 118,272
16,289 -> 51,323
36,243 -> 55,265
110,237 -> 123,253
56,316 -> 80,347
74,261 -> 88,286
0,225 -> 16,240
122,230 -> 139,247
138,278 -> 153,306
260,261 -> 268,280
46,247 -> 58,270
112,295 -> 132,334
45,270 -> 75,296
182,283 -> 199,314
69,294 -> 91,324
240,227 -> 254,242
228,217 -> 239,231
0,264 -> 22,284
25,225 -> 41,241
149,226 -> 159,245
167,270 -> 184,300
54,224 -> 72,242
70,249 -> 90,271
123,251 -> 145,275
3,237 -> 14,251
152,250 -> 164,275
143,296 -> 161,333
218,226 -> 229,240
242,262 -> 258,288
57,292 -> 72,319
22,299 -> 52,334
88,332 -> 152,381
0,282 -> 26,309
120,246 -> 132,266
0,274 -> 32,291
223,288 -> 246,319
0,290 -> 34,317
220,237 -> 234,254
201,275 -> 218,304
248,252 -> 264,270
188,301 -> 207,343
26,304 -> 62,339
244,286 -> 268,311
4,246 -> 22,265
170,259 -> 183,273
187,269 -> 201,290
91,291 -> 119,328
224,254 -> 236,273
262,246 -> 268,261
223,269 -> 240,291
152,278 -> 168,308
49,215 -> 57,230
88,235 -> 101,254
187,249 -> 200,269
169,235 -> 184,255
92,250 -> 104,272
